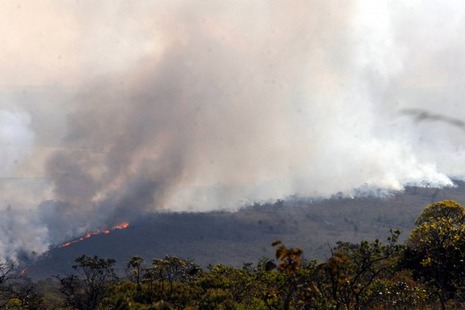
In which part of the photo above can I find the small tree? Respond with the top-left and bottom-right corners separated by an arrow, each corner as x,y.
0,259 -> 20,308
6,277 -> 44,310
197,263 -> 257,309
59,255 -> 117,310
143,255 -> 201,307
126,256 -> 144,301
255,241 -> 322,310
319,229 -> 403,309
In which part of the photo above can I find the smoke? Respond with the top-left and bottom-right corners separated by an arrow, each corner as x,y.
1,0 -> 465,260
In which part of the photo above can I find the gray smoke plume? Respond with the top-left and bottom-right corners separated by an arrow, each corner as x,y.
1,0 -> 465,260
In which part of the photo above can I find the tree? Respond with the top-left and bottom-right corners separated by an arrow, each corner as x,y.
0,259 -> 16,307
318,229 -> 403,309
197,263 -> 260,309
58,255 -> 117,310
254,241 -> 322,310
5,277 -> 45,310
126,256 -> 144,301
142,255 -> 201,307
0,259 -> 42,309
404,200 -> 465,309
269,240 -> 305,310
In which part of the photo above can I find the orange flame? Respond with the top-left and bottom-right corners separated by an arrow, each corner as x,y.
59,222 -> 129,248
114,222 -> 129,229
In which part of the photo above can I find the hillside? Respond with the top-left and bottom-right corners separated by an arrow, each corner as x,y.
26,182 -> 465,279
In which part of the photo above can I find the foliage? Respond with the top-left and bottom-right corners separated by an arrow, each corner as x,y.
404,200 -> 465,309
196,263 -> 263,309
367,270 -> 433,309
316,229 -> 404,309
0,259 -> 17,307
126,256 -> 144,302
58,255 -> 117,310
4,277 -> 45,309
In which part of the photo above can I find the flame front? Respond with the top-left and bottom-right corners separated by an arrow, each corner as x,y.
114,223 -> 129,229
59,222 -> 129,248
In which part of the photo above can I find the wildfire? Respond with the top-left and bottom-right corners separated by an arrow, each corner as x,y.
114,222 -> 129,229
59,222 -> 129,248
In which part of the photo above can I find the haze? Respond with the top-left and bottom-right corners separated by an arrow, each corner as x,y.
0,0 -> 464,260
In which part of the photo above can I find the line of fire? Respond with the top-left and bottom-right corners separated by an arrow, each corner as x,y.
58,222 -> 129,248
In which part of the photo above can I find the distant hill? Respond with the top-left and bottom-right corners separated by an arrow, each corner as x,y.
26,181 -> 465,279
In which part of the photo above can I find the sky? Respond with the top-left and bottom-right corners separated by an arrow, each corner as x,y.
1,0 -> 465,260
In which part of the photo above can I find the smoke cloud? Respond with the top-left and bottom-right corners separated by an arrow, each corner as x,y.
1,0 -> 465,260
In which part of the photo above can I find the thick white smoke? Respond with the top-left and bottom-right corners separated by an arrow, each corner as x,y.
0,0 -> 465,260
0,109 -> 47,260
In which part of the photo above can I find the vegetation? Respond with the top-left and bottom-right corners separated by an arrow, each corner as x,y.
403,200 -> 465,309
4,200 -> 465,309
57,255 -> 117,310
